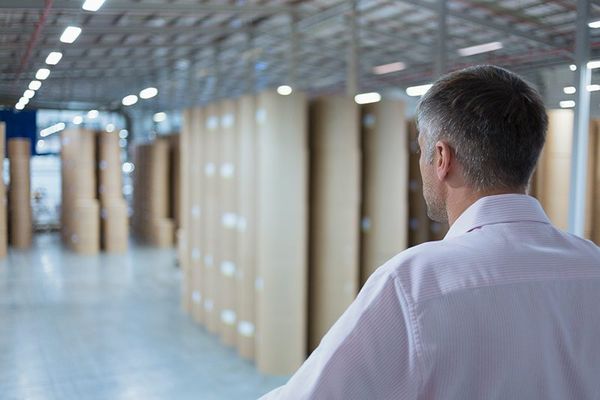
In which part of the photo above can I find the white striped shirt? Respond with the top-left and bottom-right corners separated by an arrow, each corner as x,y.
260,194 -> 600,399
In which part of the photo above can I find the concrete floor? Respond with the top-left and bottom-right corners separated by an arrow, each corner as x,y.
0,233 -> 286,400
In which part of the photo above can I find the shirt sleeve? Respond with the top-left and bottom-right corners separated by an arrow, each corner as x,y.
258,266 -> 422,400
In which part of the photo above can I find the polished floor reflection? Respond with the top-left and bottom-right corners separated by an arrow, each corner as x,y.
0,233 -> 286,400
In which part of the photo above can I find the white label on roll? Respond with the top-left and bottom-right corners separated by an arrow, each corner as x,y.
98,160 -> 108,170
255,277 -> 264,291
221,114 -> 234,128
256,109 -> 266,124
236,216 -> 247,232
220,261 -> 236,277
207,116 -> 219,130
361,217 -> 371,232
220,163 -> 235,178
204,163 -> 216,176
363,113 -> 375,128
238,321 -> 255,337
221,213 -> 237,229
191,248 -> 201,261
221,309 -> 237,325
204,254 -> 214,267
204,299 -> 214,311
191,205 -> 201,219
192,291 -> 202,304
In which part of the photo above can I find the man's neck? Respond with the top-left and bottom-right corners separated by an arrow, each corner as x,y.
446,187 -> 527,227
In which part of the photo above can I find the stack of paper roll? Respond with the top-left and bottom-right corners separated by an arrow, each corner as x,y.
132,139 -> 175,247
7,138 -> 32,249
97,131 -> 128,253
0,123 -> 7,257
71,198 -> 100,254
60,128 -> 99,254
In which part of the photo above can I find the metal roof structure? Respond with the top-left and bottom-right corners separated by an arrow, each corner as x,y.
1,0 -> 600,112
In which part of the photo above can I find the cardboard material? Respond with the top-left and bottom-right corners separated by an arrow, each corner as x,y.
61,129 -> 99,253
360,101 -> 409,284
217,99 -> 239,347
8,138 -> 32,249
101,199 -> 128,253
132,139 -> 174,245
533,109 -> 573,230
189,108 -> 205,325
180,110 -> 192,313
308,96 -> 361,351
70,199 -> 100,254
202,103 -> 222,334
236,95 -> 257,360
0,123 -> 6,257
255,91 -> 308,375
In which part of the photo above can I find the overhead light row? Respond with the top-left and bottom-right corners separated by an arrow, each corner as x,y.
563,85 -> 600,94
15,0 -> 105,111
121,87 -> 159,106
372,41 -> 503,77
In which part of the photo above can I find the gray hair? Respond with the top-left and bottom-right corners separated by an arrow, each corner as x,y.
416,65 -> 548,190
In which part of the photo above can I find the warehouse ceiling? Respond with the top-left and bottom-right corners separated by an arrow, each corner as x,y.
1,0 -> 600,113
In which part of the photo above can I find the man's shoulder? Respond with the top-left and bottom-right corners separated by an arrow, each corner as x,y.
377,239 -> 470,304
379,230 -> 600,306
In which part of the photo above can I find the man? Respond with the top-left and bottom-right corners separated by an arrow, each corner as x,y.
260,65 -> 600,399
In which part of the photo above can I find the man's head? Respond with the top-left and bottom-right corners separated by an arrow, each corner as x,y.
416,65 -> 548,223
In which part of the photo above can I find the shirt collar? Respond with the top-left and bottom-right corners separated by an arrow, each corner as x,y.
444,194 -> 551,240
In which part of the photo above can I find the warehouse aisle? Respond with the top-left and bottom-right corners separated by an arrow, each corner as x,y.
0,233 -> 286,400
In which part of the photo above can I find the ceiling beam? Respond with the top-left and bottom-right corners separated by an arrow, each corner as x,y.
395,0 -> 571,55
0,0 -> 294,14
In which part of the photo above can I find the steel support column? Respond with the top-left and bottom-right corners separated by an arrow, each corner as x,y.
346,0 -> 359,97
434,0 -> 448,77
568,0 -> 591,236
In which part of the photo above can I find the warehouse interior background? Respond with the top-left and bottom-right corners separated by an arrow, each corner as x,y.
0,0 -> 599,399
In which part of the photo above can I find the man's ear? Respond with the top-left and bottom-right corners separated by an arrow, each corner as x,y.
435,141 -> 453,181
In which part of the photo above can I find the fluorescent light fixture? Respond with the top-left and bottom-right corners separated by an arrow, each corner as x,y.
73,115 -> 83,125
40,122 -> 66,137
354,92 -> 382,105
60,26 -> 82,43
570,64 -> 577,71
82,0 -> 106,11
87,109 -> 99,119
29,80 -> 42,91
406,83 -> 433,97
373,61 -> 406,75
19,97 -> 30,105
563,86 -> 576,94
15,103 -> 24,110
588,84 -> 600,92
45,51 -> 63,65
587,60 -> 600,69
23,89 -> 35,99
277,85 -> 293,96
35,68 -> 50,80
122,95 -> 138,106
560,100 -> 575,108
458,41 -> 503,57
139,87 -> 158,99
589,20 -> 600,28
153,112 -> 166,123
119,129 -> 128,139
105,123 -> 115,132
